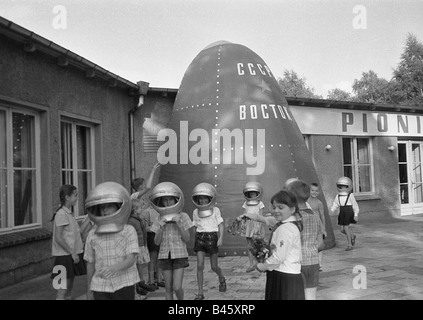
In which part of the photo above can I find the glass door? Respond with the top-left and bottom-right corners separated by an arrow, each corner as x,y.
399,141 -> 423,215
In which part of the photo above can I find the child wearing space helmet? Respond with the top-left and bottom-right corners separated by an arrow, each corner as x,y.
149,182 -> 193,300
239,181 -> 267,273
191,183 -> 227,300
84,182 -> 140,300
330,177 -> 359,251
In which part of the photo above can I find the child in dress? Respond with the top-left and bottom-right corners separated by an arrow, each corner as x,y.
138,198 -> 165,288
240,181 -> 266,273
307,182 -> 327,270
51,184 -> 86,300
191,183 -> 226,300
255,190 -> 304,300
330,177 -> 359,251
128,199 -> 156,295
149,182 -> 193,300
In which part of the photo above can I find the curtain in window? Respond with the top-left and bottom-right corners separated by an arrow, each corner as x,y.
13,113 -> 35,226
0,110 -> 7,228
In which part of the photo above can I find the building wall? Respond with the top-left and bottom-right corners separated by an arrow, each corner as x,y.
0,34 -> 136,288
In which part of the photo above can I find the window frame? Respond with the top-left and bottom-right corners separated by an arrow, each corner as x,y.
0,105 -> 42,232
60,115 -> 96,218
342,137 -> 375,195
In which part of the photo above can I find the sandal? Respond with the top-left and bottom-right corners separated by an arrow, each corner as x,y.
219,279 -> 227,292
246,266 -> 255,273
345,246 -> 353,251
194,294 -> 205,300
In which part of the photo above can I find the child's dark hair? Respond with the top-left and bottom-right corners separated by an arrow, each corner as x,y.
51,184 -> 77,221
285,179 -> 310,203
270,190 -> 303,231
311,182 -> 319,188
131,177 -> 145,191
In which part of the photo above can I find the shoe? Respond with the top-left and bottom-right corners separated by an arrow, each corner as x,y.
319,266 -> 323,272
345,246 -> 353,251
148,282 -> 159,290
194,294 -> 205,300
136,284 -> 148,295
139,281 -> 156,292
246,266 -> 255,273
219,279 -> 227,292
156,280 -> 166,288
351,234 -> 356,246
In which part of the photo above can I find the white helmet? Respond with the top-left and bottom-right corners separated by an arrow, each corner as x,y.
85,182 -> 132,234
336,177 -> 353,194
192,183 -> 216,218
150,182 -> 184,222
243,181 -> 263,206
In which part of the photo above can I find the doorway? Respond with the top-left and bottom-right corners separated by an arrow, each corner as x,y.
398,141 -> 423,215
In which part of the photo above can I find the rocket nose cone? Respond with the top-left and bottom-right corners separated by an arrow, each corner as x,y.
202,40 -> 233,51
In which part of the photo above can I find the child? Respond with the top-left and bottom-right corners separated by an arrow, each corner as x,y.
191,183 -> 227,300
286,179 -> 323,300
131,162 -> 160,201
139,198 -> 165,288
255,190 -> 305,300
128,199 -> 156,296
84,182 -> 140,300
51,184 -> 86,300
307,182 -> 327,271
149,182 -> 193,300
330,177 -> 359,251
240,181 -> 266,273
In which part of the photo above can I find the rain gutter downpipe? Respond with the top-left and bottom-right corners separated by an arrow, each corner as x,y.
129,81 -> 149,184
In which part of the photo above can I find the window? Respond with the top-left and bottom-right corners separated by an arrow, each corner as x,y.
1,107 -> 40,231
342,137 -> 374,194
60,119 -> 95,217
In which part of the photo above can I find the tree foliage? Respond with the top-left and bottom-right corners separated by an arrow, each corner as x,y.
391,33 -> 423,106
277,70 -> 323,99
352,70 -> 391,103
327,88 -> 353,101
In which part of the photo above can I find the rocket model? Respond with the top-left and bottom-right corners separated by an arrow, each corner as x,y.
157,41 -> 334,254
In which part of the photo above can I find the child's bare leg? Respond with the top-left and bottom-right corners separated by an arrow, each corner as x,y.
163,269 -> 174,300
173,268 -> 185,300
196,251 -> 205,295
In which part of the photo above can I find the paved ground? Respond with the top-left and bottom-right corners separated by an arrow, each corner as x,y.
1,214 -> 423,300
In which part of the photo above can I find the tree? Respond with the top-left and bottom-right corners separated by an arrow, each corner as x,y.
327,88 -> 353,101
277,69 -> 323,99
391,33 -> 423,106
352,70 -> 391,103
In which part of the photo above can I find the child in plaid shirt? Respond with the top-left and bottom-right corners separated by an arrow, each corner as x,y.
286,179 -> 323,300
84,202 -> 140,300
150,195 -> 193,300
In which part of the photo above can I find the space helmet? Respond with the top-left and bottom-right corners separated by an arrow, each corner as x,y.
192,183 -> 216,218
85,181 -> 132,234
243,181 -> 263,206
150,182 -> 184,222
336,177 -> 353,194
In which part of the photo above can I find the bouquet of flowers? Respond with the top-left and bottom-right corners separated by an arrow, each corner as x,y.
249,237 -> 273,263
226,216 -> 248,235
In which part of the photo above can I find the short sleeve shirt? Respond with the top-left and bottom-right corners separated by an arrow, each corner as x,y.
150,212 -> 193,259
52,207 -> 84,256
193,207 -> 224,232
84,224 -> 140,293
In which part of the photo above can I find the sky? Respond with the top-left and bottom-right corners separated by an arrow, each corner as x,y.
1,0 -> 422,97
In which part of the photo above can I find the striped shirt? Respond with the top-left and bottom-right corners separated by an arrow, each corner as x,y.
84,224 -> 140,293
150,212 -> 193,259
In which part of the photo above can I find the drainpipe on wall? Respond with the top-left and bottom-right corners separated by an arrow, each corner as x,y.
129,81 -> 150,185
